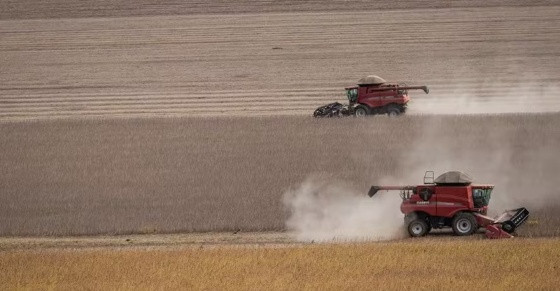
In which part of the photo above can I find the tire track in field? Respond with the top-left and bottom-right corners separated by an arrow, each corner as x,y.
1,7 -> 559,119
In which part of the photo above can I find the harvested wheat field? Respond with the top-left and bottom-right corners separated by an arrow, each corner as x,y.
1,2 -> 560,119
1,0 -> 560,289
1,239 -> 560,290
1,114 -> 559,236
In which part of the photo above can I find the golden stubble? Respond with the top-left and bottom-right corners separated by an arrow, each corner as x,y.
1,238 -> 559,290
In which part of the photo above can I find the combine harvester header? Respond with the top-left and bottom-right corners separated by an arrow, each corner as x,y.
368,171 -> 529,239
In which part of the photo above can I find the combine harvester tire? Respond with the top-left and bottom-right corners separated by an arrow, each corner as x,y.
452,212 -> 478,236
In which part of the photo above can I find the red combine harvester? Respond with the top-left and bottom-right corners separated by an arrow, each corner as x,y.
313,75 -> 429,117
368,171 -> 529,238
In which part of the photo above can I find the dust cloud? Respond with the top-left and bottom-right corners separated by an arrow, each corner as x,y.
410,83 -> 560,115
394,114 -> 560,216
394,74 -> 560,212
283,177 -> 406,242
283,109 -> 559,241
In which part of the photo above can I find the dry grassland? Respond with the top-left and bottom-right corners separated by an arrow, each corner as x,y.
1,238 -> 559,290
1,114 -> 559,236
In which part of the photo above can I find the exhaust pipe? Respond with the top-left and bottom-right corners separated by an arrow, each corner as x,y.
368,186 -> 381,197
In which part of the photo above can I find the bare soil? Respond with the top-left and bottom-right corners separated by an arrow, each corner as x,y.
0,232 -> 294,251
0,230 -> 509,252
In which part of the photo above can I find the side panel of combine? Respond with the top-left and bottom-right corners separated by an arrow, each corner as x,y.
400,185 -> 438,217
434,186 -> 473,217
358,86 -> 408,110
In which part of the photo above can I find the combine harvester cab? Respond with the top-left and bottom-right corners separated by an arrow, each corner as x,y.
367,171 -> 530,239
313,75 -> 429,117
